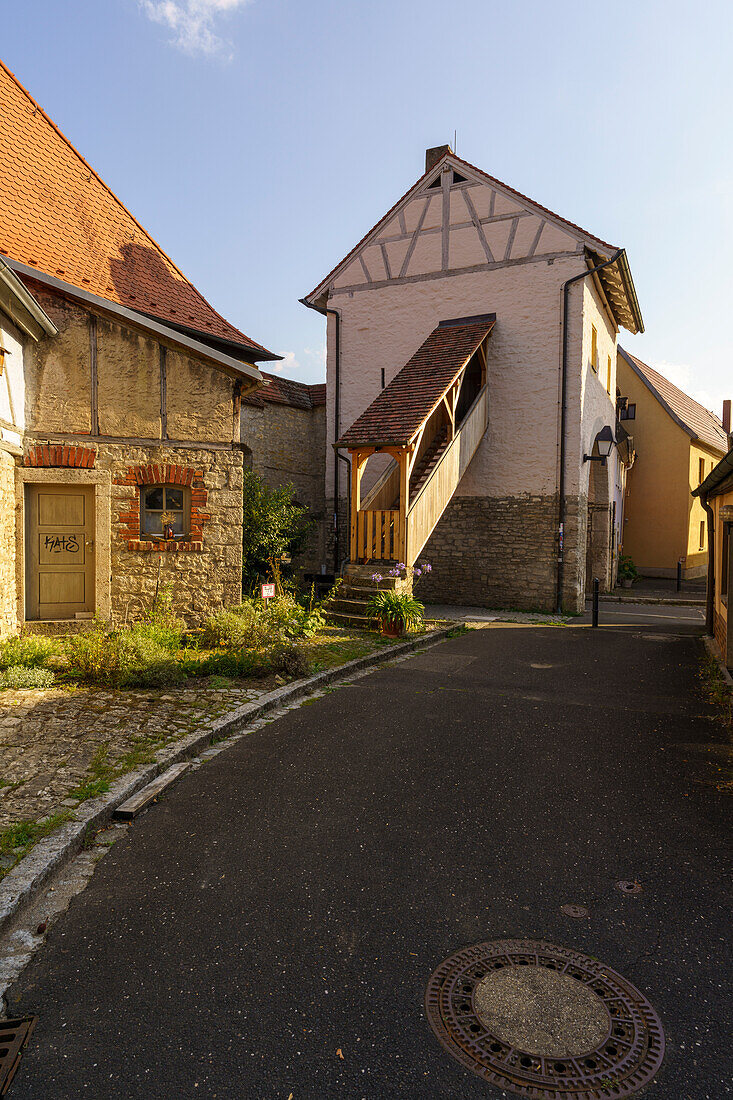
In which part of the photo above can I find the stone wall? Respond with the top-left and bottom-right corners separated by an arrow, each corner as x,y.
416,494 -> 561,612
107,443 -> 244,624
0,448 -> 17,635
241,395 -> 326,575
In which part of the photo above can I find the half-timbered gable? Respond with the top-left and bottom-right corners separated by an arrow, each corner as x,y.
304,146 -> 643,614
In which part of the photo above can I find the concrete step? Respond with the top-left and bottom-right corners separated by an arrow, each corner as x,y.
330,597 -> 373,614
326,611 -> 375,629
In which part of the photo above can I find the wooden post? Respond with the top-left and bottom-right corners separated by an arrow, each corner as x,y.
350,451 -> 363,562
399,448 -> 410,565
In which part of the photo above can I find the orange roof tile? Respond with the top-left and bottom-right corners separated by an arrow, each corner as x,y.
336,317 -> 494,448
0,59 -> 276,360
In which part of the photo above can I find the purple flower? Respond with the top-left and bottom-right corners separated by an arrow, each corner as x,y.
371,573 -> 382,582
421,562 -> 432,573
414,568 -> 422,577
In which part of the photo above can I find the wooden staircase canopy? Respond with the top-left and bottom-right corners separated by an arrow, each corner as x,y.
334,314 -> 495,449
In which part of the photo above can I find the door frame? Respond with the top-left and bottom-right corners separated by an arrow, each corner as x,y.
15,467 -> 111,624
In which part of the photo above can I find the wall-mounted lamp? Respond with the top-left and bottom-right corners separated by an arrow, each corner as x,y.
584,425 -> 615,467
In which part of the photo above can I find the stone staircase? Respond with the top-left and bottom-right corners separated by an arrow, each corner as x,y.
327,563 -> 412,630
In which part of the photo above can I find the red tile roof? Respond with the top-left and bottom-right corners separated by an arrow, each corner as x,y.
243,372 -> 326,410
0,59 -> 276,360
336,317 -> 494,448
619,348 -> 727,455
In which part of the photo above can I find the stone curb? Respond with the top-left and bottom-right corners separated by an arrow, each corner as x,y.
0,625 -> 455,939
599,595 -> 705,607
702,634 -> 733,689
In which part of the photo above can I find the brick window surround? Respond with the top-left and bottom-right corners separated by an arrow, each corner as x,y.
24,444 -> 96,468
115,464 -> 209,553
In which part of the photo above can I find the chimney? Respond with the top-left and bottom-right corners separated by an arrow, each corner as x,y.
425,145 -> 452,174
723,399 -> 731,436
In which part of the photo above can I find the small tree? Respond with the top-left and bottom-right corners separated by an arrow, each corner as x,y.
242,470 -> 310,593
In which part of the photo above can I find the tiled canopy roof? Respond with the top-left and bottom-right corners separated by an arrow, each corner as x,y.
243,373 -> 326,410
619,348 -> 727,455
336,317 -> 494,448
0,60 -> 276,360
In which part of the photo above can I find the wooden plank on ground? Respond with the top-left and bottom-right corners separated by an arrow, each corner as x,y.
113,762 -> 191,821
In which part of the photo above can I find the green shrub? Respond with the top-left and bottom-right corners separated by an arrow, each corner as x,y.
191,648 -> 266,679
66,626 -> 185,687
269,642 -> 312,679
0,665 -> 55,690
0,635 -> 57,670
202,606 -> 270,650
242,470 -> 310,591
366,590 -> 425,632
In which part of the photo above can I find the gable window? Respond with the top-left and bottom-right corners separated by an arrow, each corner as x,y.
619,403 -> 636,421
699,520 -> 705,551
699,457 -> 706,484
590,326 -> 598,372
141,485 -> 190,540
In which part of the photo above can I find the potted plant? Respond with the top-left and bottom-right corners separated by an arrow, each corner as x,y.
367,589 -> 425,637
617,554 -> 638,589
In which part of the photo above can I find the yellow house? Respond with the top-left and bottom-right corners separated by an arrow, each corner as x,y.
617,348 -> 728,578
694,447 -> 733,669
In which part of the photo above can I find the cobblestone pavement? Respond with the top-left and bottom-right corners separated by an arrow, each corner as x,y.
0,681 -> 270,836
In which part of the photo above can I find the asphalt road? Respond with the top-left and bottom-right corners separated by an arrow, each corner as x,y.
8,619 -> 731,1099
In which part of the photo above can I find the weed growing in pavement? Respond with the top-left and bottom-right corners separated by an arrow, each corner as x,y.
698,650 -> 732,732
0,810 -> 75,878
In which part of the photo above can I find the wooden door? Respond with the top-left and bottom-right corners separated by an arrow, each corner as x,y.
26,485 -> 95,620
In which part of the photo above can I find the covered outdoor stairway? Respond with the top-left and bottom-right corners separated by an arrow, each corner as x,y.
335,314 -> 494,571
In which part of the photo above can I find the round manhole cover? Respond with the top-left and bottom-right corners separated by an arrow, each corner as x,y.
425,939 -> 664,1098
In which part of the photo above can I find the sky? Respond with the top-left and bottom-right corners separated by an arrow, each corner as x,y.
2,0 -> 731,415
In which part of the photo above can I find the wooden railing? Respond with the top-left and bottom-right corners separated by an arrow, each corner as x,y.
356,508 -> 401,562
405,385 -> 488,565
360,459 -> 399,511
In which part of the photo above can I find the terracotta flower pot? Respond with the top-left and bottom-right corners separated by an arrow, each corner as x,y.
381,618 -> 403,638
622,578 -> 633,588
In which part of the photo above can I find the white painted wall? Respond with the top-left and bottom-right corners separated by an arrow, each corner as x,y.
0,315 -> 25,447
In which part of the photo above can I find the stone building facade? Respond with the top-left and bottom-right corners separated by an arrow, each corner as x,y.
303,146 -> 643,612
0,60 -> 278,634
241,375 -> 327,574
1,273 -> 269,632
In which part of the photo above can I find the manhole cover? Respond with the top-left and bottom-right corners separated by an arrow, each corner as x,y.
425,939 -> 664,1098
616,880 -> 643,896
561,903 -> 590,919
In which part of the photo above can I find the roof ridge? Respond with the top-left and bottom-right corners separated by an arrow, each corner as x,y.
619,347 -> 724,427
304,151 -> 619,305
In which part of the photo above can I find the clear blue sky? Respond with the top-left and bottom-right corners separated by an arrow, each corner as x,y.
3,0 -> 731,415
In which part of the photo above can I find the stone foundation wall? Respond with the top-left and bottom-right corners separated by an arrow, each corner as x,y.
413,494 -> 585,614
0,448 -> 18,635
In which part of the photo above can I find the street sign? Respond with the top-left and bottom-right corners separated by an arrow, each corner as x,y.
261,583 -> 275,600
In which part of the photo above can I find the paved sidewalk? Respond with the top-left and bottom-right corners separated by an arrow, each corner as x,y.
5,616 -> 730,1098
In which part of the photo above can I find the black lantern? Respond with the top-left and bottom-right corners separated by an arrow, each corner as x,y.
584,425 -> 615,466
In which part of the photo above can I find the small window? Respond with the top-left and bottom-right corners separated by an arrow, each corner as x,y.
141,485 -> 189,539
619,403 -> 636,421
606,354 -> 612,394
698,457 -> 706,484
590,326 -> 598,372
699,520 -> 705,551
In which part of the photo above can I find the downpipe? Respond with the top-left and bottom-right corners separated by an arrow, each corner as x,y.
556,249 -> 623,615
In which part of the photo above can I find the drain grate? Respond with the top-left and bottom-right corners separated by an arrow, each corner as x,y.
425,940 -> 664,1098
0,1016 -> 37,1096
